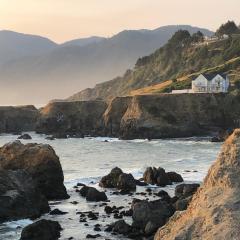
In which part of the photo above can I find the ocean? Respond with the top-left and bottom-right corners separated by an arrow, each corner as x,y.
0,133 -> 222,240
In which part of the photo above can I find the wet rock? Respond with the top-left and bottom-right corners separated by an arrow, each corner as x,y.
99,167 -> 123,188
0,141 -> 69,200
50,209 -> 68,215
143,167 -> 171,187
20,219 -> 62,240
166,172 -> 183,183
112,220 -> 132,235
175,183 -> 200,199
79,186 -> 107,202
0,170 -> 49,222
86,234 -> 101,239
52,133 -> 68,139
45,136 -> 55,140
117,173 -> 136,191
18,134 -> 32,140
135,179 -> 148,186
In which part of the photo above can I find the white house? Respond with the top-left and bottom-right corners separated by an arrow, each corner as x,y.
172,73 -> 229,94
192,73 -> 229,93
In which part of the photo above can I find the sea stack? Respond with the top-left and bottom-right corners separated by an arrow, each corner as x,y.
154,129 -> 240,240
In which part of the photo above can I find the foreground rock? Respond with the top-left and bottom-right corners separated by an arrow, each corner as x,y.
0,170 -> 49,222
132,199 -> 175,236
0,105 -> 39,134
20,219 -> 62,240
100,167 -> 136,191
143,167 -> 183,187
0,141 -> 69,200
155,129 -> 240,240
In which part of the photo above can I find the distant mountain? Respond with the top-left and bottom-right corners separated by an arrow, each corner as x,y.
62,36 -> 105,47
0,25 -> 213,105
0,30 -> 57,65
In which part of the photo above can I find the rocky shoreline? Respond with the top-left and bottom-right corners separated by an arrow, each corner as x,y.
2,92 -> 240,140
1,129 -> 239,239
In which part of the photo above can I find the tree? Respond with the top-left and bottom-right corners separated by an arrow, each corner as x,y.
168,30 -> 191,46
191,31 -> 204,42
216,21 -> 240,37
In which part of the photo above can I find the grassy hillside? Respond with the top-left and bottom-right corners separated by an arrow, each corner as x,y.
68,29 -> 240,101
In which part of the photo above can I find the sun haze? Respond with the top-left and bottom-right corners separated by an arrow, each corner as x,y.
0,0 -> 239,42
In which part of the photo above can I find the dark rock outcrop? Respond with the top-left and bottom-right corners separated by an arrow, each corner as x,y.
99,167 -> 136,191
166,172 -> 183,183
0,170 -> 49,222
18,133 -> 32,140
99,167 -> 123,188
79,186 -> 107,202
36,100 -> 107,136
0,141 -> 68,200
0,105 -> 39,133
174,183 -> 200,199
155,129 -> 240,240
143,167 -> 172,187
132,199 -> 175,235
20,219 -> 62,240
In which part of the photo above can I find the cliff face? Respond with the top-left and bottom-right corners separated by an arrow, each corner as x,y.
0,105 -> 39,133
154,129 -> 240,240
104,93 -> 240,139
36,100 -> 108,136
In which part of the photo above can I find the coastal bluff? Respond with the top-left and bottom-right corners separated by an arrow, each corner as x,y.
154,129 -> 240,240
36,92 -> 240,139
0,105 -> 39,133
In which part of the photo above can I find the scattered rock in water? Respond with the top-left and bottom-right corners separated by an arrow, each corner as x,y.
100,167 -> 137,192
20,219 -> 62,240
166,172 -> 184,183
99,167 -> 123,188
143,167 -> 172,187
0,141 -> 69,200
50,208 -> 68,215
79,186 -> 107,202
45,136 -> 55,140
0,169 -> 49,222
112,220 -> 132,235
18,133 -> 32,140
117,173 -> 136,191
86,234 -> 101,239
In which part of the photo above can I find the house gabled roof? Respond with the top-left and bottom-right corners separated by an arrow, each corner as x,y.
200,73 -> 228,81
201,73 -> 216,81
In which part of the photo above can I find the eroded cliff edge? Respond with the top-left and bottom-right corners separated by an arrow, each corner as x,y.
154,128 -> 240,240
36,92 -> 240,139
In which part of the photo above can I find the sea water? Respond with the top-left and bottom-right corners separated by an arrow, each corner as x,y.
0,133 -> 222,240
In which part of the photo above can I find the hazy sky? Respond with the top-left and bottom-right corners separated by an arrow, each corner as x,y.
0,0 -> 239,43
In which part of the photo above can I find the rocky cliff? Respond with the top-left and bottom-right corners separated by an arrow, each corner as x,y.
0,105 -> 39,133
36,100 -> 108,136
37,92 -> 240,139
154,129 -> 240,240
104,92 -> 240,139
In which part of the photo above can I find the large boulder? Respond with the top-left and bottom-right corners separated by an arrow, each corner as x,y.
20,219 -> 62,240
174,183 -> 200,199
155,129 -> 240,240
132,199 -> 174,235
0,141 -> 68,200
0,170 -> 49,222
